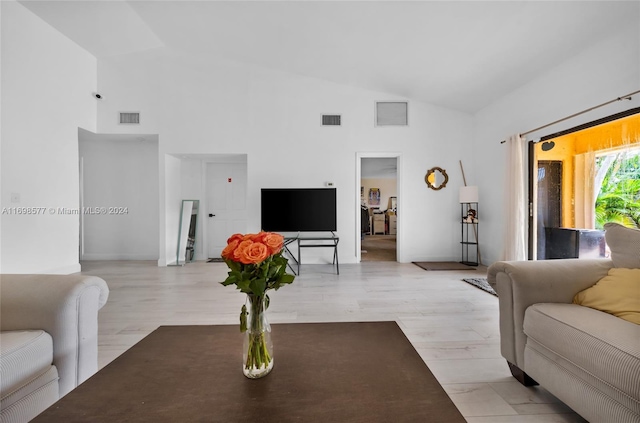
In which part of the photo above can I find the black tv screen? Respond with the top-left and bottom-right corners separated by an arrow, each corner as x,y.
261,188 -> 337,232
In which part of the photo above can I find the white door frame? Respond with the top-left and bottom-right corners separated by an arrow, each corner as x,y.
79,156 -> 85,261
355,152 -> 403,263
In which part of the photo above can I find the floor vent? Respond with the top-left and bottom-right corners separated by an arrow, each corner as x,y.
375,102 -> 408,126
119,112 -> 140,124
322,115 -> 341,126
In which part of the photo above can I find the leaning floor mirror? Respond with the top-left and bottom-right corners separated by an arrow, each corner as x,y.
176,200 -> 199,265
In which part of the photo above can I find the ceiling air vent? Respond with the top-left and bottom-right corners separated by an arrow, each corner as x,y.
375,102 -> 408,126
322,114 -> 341,126
119,112 -> 140,124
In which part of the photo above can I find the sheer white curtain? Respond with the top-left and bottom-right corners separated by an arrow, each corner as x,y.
503,134 -> 527,261
574,151 -> 596,229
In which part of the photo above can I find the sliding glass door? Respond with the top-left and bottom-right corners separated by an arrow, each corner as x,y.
529,109 -> 640,260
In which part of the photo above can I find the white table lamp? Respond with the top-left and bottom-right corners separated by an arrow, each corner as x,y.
459,186 -> 478,203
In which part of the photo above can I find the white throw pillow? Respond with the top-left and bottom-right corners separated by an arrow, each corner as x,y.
604,223 -> 640,268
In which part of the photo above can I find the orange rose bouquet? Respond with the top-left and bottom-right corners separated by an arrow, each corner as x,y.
220,231 -> 295,378
220,231 -> 294,296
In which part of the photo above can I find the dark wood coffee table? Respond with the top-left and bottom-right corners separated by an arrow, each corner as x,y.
33,322 -> 465,422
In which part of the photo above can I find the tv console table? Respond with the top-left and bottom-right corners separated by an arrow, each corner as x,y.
282,232 -> 339,275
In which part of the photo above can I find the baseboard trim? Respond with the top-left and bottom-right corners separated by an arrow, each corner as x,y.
41,263 -> 82,275
82,254 -> 158,260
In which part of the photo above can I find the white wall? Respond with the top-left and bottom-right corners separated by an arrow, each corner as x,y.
79,131 -> 159,260
97,53 -> 475,264
0,1 -> 97,273
474,22 -> 640,265
362,178 -> 397,211
163,154 -> 182,265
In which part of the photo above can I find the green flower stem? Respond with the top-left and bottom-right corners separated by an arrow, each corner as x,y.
245,295 -> 272,371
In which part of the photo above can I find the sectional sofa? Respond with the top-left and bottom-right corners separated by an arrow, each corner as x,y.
488,223 -> 640,423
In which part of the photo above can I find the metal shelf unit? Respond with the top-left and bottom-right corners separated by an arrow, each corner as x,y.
461,202 -> 478,266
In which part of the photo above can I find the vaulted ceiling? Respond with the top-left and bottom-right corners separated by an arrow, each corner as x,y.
18,1 -> 640,113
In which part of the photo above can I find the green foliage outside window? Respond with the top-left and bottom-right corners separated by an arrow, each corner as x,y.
595,150 -> 640,229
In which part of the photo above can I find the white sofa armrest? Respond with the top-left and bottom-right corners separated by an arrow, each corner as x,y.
487,259 -> 612,370
0,274 -> 109,396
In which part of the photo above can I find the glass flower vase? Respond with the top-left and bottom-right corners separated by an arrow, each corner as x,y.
242,294 -> 273,379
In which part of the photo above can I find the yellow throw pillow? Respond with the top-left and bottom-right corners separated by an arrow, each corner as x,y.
573,268 -> 640,324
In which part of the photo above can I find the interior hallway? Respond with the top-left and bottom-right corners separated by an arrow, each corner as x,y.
361,235 -> 397,261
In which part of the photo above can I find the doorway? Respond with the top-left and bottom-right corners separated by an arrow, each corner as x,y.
358,156 -> 399,262
205,161 -> 248,259
78,130 -> 159,261
536,160 -> 562,260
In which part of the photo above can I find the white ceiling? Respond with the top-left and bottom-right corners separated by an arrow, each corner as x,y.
362,158 -> 397,179
18,1 -> 640,113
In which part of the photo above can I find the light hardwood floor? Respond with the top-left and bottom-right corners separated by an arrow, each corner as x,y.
84,260 -> 587,423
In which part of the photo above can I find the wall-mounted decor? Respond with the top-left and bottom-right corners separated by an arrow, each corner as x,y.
425,167 -> 448,190
368,188 -> 381,205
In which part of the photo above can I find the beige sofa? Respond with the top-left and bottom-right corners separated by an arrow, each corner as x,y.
0,274 -> 109,423
488,223 -> 640,423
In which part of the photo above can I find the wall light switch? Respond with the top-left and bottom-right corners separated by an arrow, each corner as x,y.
11,193 -> 20,203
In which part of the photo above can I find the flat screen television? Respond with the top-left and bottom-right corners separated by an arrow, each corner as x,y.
261,188 -> 337,232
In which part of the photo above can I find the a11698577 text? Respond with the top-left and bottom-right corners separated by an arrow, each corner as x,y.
1,207 -> 129,215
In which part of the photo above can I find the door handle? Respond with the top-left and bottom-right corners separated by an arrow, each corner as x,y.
209,213 -> 215,217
